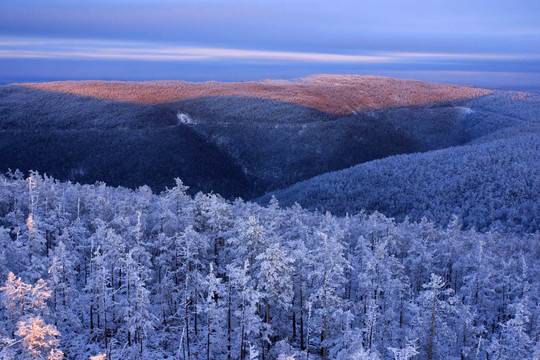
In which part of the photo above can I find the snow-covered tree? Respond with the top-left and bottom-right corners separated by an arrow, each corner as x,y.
16,316 -> 62,360
309,228 -> 350,360
388,340 -> 419,360
228,261 -> 263,360
413,274 -> 460,360
121,250 -> 154,356
200,263 -> 227,360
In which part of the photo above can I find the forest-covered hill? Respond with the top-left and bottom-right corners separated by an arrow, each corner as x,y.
257,90 -> 540,233
0,76 -> 494,198
259,129 -> 540,233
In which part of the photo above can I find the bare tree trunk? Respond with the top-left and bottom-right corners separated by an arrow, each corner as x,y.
428,298 -> 436,360
306,303 -> 311,360
194,288 -> 198,338
206,314 -> 211,360
321,251 -> 328,360
292,293 -> 297,342
20,287 -> 25,316
240,291 -> 246,360
185,276 -> 191,360
111,265 -> 115,323
300,272 -> 305,350
228,283 -> 232,360
214,238 -> 219,268
368,319 -> 373,351
90,304 -> 94,330
53,288 -> 57,314
321,313 -> 327,360
62,267 -> 67,308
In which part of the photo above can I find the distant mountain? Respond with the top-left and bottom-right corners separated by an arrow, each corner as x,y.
0,75 -> 495,198
20,75 -> 490,114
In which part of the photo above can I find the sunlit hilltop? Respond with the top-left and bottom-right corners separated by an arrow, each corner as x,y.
21,75 -> 491,115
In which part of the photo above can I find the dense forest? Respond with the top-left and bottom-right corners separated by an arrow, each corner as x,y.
0,172 -> 538,359
261,130 -> 540,233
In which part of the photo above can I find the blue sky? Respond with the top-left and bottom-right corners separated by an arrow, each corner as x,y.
1,0 -> 539,88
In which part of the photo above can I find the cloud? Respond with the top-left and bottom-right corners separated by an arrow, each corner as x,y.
0,37 -> 391,63
1,36 -> 538,64
390,52 -> 530,61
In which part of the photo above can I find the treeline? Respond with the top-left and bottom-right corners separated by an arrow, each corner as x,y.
0,172 -> 538,359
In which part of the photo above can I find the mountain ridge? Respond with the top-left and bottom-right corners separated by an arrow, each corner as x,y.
18,74 -> 491,115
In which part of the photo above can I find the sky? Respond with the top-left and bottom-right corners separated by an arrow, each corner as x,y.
1,0 -> 539,89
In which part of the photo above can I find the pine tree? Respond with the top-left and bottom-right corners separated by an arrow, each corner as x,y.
84,245 -> 112,349
494,299 -> 533,359
414,273 -> 460,360
228,261 -> 263,360
122,250 -> 153,357
309,229 -> 350,360
200,263 -> 226,360
256,242 -> 294,347
1,273 -> 50,325
48,240 -> 76,324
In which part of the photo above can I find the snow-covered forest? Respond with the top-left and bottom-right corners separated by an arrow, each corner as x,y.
0,171 -> 538,359
261,131 -> 540,233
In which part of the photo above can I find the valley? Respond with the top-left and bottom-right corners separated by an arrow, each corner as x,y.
0,75 -> 503,201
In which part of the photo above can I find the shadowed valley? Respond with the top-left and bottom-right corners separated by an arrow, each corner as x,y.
0,75 -> 498,199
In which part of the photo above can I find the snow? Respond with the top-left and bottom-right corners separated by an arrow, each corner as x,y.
455,106 -> 475,114
177,112 -> 195,124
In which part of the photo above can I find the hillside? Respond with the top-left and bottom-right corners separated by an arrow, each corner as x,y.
0,86 -> 254,198
0,76 -> 494,197
256,90 -> 540,232
259,129 -> 540,233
